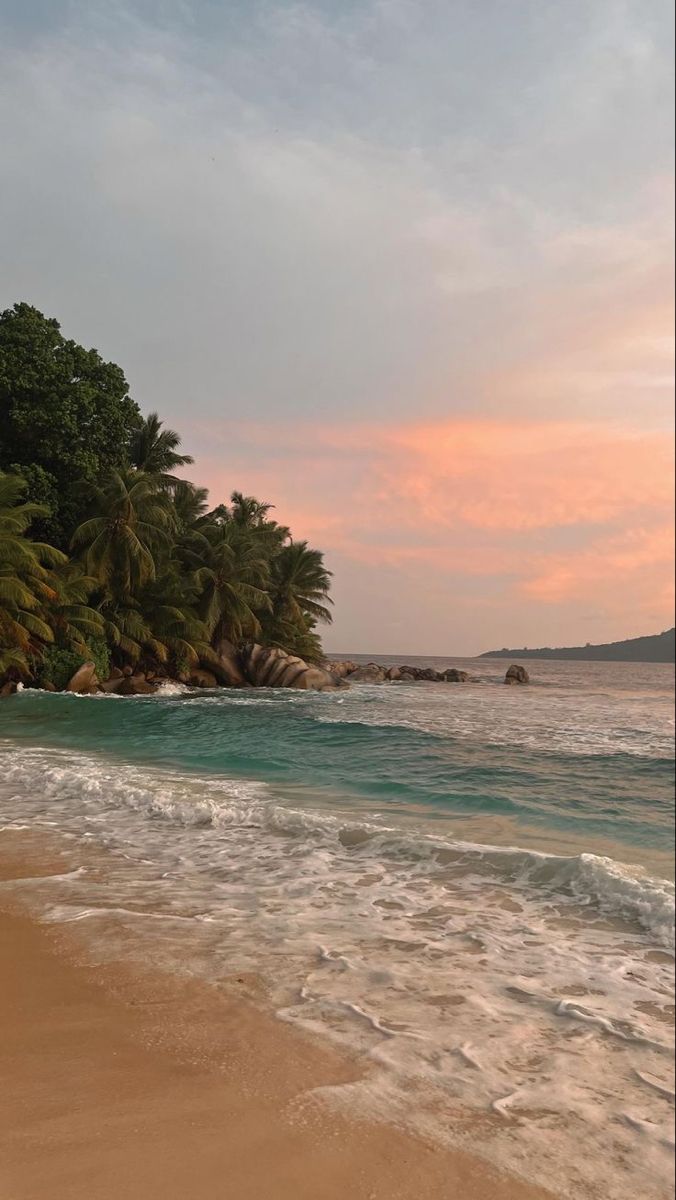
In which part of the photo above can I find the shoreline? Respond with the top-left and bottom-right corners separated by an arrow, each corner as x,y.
0,840 -> 556,1200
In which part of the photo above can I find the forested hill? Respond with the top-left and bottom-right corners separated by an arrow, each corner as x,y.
480,629 -> 675,663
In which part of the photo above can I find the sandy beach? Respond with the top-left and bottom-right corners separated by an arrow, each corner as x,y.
0,836 -> 558,1200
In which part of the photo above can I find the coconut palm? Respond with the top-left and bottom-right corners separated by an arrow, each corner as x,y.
194,523 -> 271,645
71,469 -> 174,599
129,412 -> 193,480
228,492 -> 290,545
0,471 -> 65,674
42,563 -> 106,656
268,541 -> 333,628
264,612 -> 325,664
172,480 -> 210,530
99,601 -> 157,665
228,492 -> 273,527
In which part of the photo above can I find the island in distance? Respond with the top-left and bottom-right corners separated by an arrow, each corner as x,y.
480,628 -> 675,663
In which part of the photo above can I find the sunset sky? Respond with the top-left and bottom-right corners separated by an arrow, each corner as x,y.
1,0 -> 673,654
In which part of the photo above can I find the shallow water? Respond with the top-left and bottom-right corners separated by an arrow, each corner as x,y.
0,657 -> 674,1198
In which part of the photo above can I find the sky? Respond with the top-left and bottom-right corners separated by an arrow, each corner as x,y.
0,0 -> 673,654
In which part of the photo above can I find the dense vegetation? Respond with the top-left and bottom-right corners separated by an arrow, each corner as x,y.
0,303 -> 332,685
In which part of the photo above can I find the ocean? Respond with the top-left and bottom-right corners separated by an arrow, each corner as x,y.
0,656 -> 674,1199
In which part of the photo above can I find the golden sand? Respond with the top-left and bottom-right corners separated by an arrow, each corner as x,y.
0,845 -> 556,1200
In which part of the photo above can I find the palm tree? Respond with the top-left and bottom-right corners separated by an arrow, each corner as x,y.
42,562 -> 106,656
99,600 -> 158,665
194,522 -> 271,646
172,480 -> 210,530
0,471 -> 64,675
228,492 -> 273,527
138,571 -> 217,672
71,469 -> 174,599
269,541 -> 333,628
228,492 -> 290,544
129,412 -> 194,480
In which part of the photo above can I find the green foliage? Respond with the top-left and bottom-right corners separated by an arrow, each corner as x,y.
87,637 -> 110,683
172,648 -> 193,680
71,468 -> 174,597
0,303 -> 141,547
0,471 -> 64,677
37,645 -> 87,691
36,640 -> 108,690
0,304 -> 333,687
7,462 -> 59,517
130,412 -> 194,479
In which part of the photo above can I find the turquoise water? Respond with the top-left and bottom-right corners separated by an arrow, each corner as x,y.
2,657 -> 673,859
0,657 -> 674,1198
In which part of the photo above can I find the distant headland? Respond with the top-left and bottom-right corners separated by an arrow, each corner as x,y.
480,629 -> 675,663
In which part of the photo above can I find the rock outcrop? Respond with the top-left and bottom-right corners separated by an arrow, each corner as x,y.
188,669 -> 219,689
115,675 -> 158,696
99,672 -> 157,695
241,644 -> 342,691
327,660 -> 358,679
99,678 -> 124,693
505,664 -> 530,685
342,662 -> 473,684
210,639 -> 247,688
66,661 -> 99,693
346,663 -> 387,683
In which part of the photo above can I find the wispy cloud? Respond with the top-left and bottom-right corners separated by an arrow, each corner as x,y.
194,414 -> 674,652
0,0 -> 673,650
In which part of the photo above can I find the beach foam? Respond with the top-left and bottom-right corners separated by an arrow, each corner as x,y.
0,742 -> 673,1200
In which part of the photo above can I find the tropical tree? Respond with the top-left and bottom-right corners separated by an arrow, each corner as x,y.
260,542 -> 332,663
136,570 -> 216,673
172,480 -> 210,530
268,541 -> 333,628
42,563 -> 106,657
193,522 -> 271,646
0,472 -> 64,675
0,303 -> 141,547
227,491 -> 290,544
71,469 -> 174,598
0,303 -> 335,684
130,412 -> 193,481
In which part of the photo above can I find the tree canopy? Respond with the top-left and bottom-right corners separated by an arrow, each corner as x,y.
0,304 -> 332,687
0,302 -> 141,547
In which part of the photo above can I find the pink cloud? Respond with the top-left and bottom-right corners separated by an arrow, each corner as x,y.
520,525 -> 675,616
192,414 -> 674,652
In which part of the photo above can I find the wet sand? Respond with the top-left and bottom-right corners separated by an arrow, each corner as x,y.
0,845 -> 556,1200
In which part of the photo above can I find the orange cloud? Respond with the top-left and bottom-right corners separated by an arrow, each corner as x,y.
376,420 -> 673,532
195,414 -> 674,649
521,526 -> 675,613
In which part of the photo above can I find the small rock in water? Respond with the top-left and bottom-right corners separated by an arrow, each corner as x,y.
188,669 -> 219,688
505,663 -> 530,685
116,676 -> 158,695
